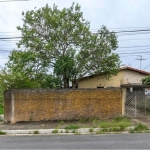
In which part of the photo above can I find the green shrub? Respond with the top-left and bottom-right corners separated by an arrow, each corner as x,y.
0,117 -> 3,122
100,128 -> 109,132
52,129 -> 58,133
79,118 -> 89,123
92,118 -> 100,126
0,131 -> 6,135
129,128 -> 135,133
64,125 -> 79,130
89,128 -> 93,132
34,130 -> 39,134
72,129 -> 77,133
0,105 -> 4,115
113,116 -> 129,122
59,121 -> 65,125
65,130 -> 69,133
100,121 -> 111,128
99,116 -> 130,130
134,123 -> 148,131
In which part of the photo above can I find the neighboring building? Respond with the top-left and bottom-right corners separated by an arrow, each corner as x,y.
78,66 -> 150,88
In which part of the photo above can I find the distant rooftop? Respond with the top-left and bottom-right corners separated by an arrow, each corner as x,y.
80,66 -> 150,80
120,66 -> 150,75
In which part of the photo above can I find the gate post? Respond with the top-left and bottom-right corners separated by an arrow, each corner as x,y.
122,87 -> 126,116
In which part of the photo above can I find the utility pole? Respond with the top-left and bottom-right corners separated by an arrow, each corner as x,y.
135,55 -> 146,70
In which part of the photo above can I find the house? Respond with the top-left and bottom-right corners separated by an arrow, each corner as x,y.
78,66 -> 150,88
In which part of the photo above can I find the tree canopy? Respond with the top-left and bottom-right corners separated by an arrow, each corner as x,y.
0,3 -> 120,89
142,76 -> 150,85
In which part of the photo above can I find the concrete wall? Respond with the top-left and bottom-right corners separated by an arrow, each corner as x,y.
78,70 -> 146,88
4,89 -> 122,123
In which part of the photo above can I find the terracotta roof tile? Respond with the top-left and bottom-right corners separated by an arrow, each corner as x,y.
120,66 -> 150,75
80,66 -> 150,80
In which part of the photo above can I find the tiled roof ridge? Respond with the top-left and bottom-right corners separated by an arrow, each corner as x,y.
120,66 -> 150,75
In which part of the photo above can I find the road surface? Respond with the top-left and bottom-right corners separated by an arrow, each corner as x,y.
0,134 -> 150,149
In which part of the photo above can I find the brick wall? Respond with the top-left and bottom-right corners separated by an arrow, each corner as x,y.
4,89 -> 122,123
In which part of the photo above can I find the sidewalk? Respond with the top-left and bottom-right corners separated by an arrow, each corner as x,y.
0,117 -> 150,136
1,128 -> 132,136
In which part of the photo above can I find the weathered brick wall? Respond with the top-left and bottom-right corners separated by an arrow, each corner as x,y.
4,89 -> 122,123
4,90 -> 12,122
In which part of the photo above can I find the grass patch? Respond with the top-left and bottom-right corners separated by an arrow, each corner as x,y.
59,121 -> 65,125
129,123 -> 148,133
134,123 -> 148,132
96,131 -> 107,134
33,130 -> 39,134
64,124 -> 79,130
29,117 -> 33,123
0,130 -> 6,135
72,129 -> 77,133
75,132 -> 81,135
145,130 -> 150,133
92,118 -> 100,126
99,116 -> 130,131
0,105 -> 4,115
79,118 -> 89,123
89,128 -> 93,132
0,117 -> 3,122
65,130 -> 69,133
52,129 -> 58,133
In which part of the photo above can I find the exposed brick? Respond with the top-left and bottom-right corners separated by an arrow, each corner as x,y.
4,89 -> 122,123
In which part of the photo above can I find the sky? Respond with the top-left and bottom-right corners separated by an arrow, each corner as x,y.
0,0 -> 150,72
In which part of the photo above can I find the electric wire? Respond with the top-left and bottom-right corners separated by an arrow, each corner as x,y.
0,0 -> 28,2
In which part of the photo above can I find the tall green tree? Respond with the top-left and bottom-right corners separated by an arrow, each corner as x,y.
1,3 -> 120,89
0,50 -> 60,90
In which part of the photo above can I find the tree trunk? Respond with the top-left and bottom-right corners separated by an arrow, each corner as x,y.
63,75 -> 69,88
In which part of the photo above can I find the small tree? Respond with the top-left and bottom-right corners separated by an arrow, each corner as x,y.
142,76 -> 150,85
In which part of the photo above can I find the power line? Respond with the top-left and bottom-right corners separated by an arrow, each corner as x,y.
0,0 -> 28,2
120,55 -> 148,57
0,36 -> 31,39
135,55 -> 146,70
116,48 -> 150,52
1,28 -> 150,36
116,32 -> 150,36
119,45 -> 150,48
143,63 -> 150,70
101,26 -> 150,30
119,37 -> 150,42
117,51 -> 150,55
114,29 -> 150,33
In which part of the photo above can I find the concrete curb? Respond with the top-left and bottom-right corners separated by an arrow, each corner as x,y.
0,127 -> 136,136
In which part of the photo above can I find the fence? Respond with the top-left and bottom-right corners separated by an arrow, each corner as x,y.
122,85 -> 150,117
4,88 -> 122,123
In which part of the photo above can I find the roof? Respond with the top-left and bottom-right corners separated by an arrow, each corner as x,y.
80,66 -> 150,80
120,66 -> 150,75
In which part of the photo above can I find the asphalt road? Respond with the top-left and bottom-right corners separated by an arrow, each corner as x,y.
0,134 -> 150,149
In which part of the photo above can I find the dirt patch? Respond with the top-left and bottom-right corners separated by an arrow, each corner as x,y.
131,117 -> 150,128
0,121 -> 93,130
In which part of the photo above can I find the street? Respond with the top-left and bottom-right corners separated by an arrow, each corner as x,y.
0,134 -> 150,149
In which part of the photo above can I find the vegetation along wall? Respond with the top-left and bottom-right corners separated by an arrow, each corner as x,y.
4,89 -> 122,123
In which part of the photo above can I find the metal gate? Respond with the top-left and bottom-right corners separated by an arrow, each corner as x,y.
125,87 -> 150,117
